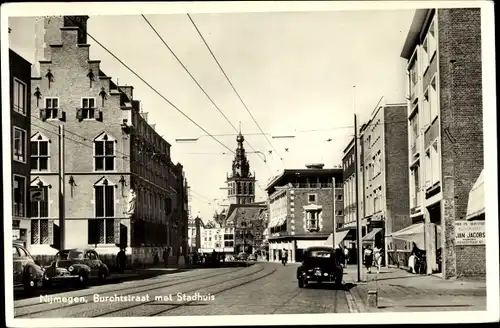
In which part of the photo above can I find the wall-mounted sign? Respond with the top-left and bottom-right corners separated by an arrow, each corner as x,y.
30,188 -> 45,202
455,220 -> 485,246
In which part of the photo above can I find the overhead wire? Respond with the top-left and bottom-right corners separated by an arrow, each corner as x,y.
141,14 -> 273,175
65,16 -> 235,156
186,13 -> 286,165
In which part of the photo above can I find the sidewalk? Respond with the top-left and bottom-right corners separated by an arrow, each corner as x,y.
344,265 -> 487,312
106,266 -> 182,283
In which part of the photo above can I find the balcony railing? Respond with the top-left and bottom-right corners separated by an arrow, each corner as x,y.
291,183 -> 343,189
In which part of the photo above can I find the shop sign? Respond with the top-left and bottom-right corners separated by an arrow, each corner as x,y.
455,221 -> 485,245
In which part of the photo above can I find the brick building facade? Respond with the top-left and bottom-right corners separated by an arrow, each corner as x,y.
10,49 -> 32,247
400,8 -> 484,278
28,16 -> 188,266
266,165 -> 344,263
358,100 -> 410,266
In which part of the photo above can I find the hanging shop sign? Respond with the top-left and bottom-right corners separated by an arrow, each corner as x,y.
455,220 -> 485,246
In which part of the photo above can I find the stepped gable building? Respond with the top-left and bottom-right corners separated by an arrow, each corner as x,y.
29,15 -> 188,266
266,164 -> 344,263
400,8 -> 484,278
10,49 -> 32,248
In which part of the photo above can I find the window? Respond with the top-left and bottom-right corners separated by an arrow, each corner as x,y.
431,141 -> 440,185
430,77 -> 439,121
428,21 -> 437,61
249,183 -> 253,195
308,194 -> 316,202
337,195 -> 342,201
88,219 -> 114,244
31,219 -> 49,244
337,210 -> 343,216
411,165 -> 420,207
94,134 -> 115,171
13,175 -> 26,217
13,78 -> 27,115
13,127 -> 27,162
367,135 -> 371,149
422,37 -> 429,70
31,133 -> 50,171
95,185 -> 115,217
423,90 -> 431,127
45,98 -> 59,119
409,62 -> 418,98
425,150 -> 432,187
306,210 -> 320,231
82,98 -> 96,119
31,186 -> 49,218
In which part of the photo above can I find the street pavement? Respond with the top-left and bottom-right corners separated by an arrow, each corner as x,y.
14,262 -> 485,318
343,265 -> 487,312
14,262 -> 353,317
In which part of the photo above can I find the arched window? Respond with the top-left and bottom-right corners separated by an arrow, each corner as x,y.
94,132 -> 116,171
31,132 -> 50,171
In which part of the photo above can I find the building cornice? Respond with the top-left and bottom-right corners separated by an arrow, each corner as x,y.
401,9 -> 432,59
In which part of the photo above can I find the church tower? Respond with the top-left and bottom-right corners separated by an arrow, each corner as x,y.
226,131 -> 256,205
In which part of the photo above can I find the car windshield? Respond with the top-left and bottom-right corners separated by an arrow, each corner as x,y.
58,250 -> 85,260
308,250 -> 332,258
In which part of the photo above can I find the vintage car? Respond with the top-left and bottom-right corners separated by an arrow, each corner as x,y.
236,252 -> 249,261
43,248 -> 109,287
296,246 -> 343,288
12,243 -> 44,294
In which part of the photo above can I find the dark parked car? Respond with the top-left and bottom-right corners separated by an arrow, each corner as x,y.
12,243 -> 44,294
43,248 -> 109,287
296,246 -> 343,288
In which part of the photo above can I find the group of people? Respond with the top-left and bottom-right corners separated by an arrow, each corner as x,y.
363,245 -> 383,274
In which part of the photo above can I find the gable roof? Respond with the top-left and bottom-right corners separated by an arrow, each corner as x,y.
225,204 -> 266,226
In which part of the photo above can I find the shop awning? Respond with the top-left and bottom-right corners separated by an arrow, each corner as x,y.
466,170 -> 484,220
324,230 -> 349,248
388,223 -> 442,250
268,216 -> 286,229
362,228 -> 382,243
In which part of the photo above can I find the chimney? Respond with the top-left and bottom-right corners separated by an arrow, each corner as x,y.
305,163 -> 324,169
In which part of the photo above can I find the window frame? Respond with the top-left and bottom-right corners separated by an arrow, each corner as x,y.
81,97 -> 97,120
307,193 -> 317,203
13,126 -> 27,163
13,77 -> 27,116
93,133 -> 116,172
13,174 -> 26,217
31,133 -> 51,172
88,218 -> 115,245
30,182 -> 49,218
429,75 -> 439,123
305,210 -> 320,231
44,97 -> 60,120
94,178 -> 116,218
30,218 -> 50,245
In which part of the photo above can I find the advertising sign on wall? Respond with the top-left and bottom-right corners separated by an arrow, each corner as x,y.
455,221 -> 485,245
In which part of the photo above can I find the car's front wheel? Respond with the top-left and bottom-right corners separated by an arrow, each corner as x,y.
298,279 -> 304,288
23,277 -> 37,294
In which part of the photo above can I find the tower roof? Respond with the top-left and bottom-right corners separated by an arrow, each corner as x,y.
230,131 -> 251,179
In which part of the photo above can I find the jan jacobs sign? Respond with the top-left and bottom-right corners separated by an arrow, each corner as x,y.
454,221 -> 485,246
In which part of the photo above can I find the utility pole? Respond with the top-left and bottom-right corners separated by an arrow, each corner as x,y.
59,124 -> 65,251
332,177 -> 336,249
354,113 -> 363,282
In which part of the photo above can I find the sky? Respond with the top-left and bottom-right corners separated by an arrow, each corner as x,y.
8,8 -> 414,224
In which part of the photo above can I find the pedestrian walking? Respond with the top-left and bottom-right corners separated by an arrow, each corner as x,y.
163,248 -> 169,268
363,245 -> 374,274
153,249 -> 159,266
344,247 -> 349,268
117,248 -> 126,273
373,246 -> 382,274
282,248 -> 288,266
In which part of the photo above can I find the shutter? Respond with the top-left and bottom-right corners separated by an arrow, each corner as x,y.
96,109 -> 103,122
114,219 -> 121,245
76,108 -> 83,121
48,219 -> 54,245
40,108 -> 47,121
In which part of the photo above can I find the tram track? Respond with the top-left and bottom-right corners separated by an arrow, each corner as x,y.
96,265 -> 277,317
14,266 -> 249,318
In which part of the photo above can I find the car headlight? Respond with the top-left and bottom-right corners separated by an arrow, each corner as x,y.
68,266 -> 74,272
